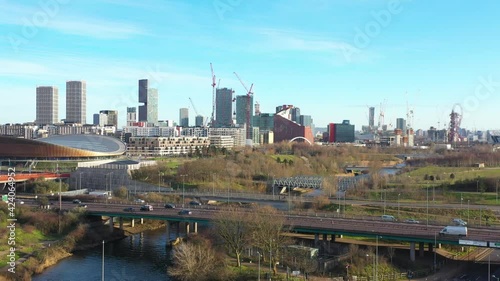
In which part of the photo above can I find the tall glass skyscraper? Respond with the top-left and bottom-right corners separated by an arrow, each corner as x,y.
138,79 -> 158,125
66,81 -> 86,124
179,108 -> 189,127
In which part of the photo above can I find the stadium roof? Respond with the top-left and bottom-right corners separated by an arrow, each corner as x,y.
0,135 -> 126,159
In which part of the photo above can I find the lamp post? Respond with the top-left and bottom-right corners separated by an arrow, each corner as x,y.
375,235 -> 379,281
79,171 -> 85,190
257,251 -> 261,281
212,173 -> 216,196
426,187 -> 429,226
366,254 -> 375,281
106,172 -> 113,204
467,200 -> 470,223
343,190 -> 346,217
269,238 -> 273,277
434,232 -> 437,272
158,171 -> 163,193
180,175 -> 186,208
496,179 -> 499,204
102,240 -> 105,281
397,193 -> 400,217
460,193 -> 463,219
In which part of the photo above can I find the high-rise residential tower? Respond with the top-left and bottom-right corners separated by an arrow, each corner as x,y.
36,86 -> 58,125
369,107 -> 375,128
66,81 -> 86,124
127,107 -> 137,126
235,95 -> 254,126
396,118 -> 407,135
99,110 -> 118,127
179,108 -> 189,127
138,79 -> 158,125
215,87 -> 233,127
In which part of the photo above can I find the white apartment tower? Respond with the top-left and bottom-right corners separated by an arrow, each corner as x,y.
66,80 -> 87,124
36,86 -> 59,125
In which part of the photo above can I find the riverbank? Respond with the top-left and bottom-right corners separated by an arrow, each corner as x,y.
0,218 -> 166,281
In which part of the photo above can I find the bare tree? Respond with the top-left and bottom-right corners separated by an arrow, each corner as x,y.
213,206 -> 251,267
247,205 -> 291,275
168,239 -> 218,281
387,247 -> 395,265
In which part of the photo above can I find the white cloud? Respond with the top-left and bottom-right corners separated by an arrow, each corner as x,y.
0,2 -> 148,39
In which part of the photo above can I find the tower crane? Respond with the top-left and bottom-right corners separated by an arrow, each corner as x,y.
209,63 -> 216,127
233,72 -> 253,141
189,97 -> 205,126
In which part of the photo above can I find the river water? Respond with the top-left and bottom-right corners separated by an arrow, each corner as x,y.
33,228 -> 172,281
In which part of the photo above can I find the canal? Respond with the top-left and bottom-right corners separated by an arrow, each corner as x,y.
33,228 -> 172,281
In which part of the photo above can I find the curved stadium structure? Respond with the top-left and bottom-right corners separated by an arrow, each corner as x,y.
0,135 -> 126,159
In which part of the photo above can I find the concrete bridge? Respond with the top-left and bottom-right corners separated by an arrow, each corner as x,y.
73,202 -> 500,262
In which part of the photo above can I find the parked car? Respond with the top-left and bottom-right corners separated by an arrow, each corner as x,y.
189,201 -> 202,206
140,205 -> 153,211
452,218 -> 467,226
404,219 -> 420,224
72,199 -> 81,204
164,203 -> 176,209
178,209 -> 192,215
123,207 -> 135,212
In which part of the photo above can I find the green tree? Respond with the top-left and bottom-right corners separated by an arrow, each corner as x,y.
114,186 -> 128,199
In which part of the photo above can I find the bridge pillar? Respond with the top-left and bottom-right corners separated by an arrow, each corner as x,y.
314,234 -> 319,247
166,221 -> 170,240
338,235 -> 343,239
140,218 -> 144,225
322,234 -> 327,241
193,222 -> 198,234
175,222 -> 180,237
419,242 -> 424,257
119,217 -> 123,230
109,217 -> 114,231
410,242 -> 416,262
185,222 -> 190,234
131,219 -> 135,228
330,234 -> 335,242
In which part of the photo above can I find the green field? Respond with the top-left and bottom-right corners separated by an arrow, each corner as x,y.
404,166 -> 500,181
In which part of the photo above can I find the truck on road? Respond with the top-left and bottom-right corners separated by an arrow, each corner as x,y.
439,226 -> 467,237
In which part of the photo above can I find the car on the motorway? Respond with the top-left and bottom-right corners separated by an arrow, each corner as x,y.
73,199 -> 82,204
164,203 -> 176,209
178,209 -> 192,215
135,199 -> 145,204
123,207 -> 135,212
140,205 -> 153,211
14,199 -> 24,204
404,218 -> 420,224
452,218 -> 467,226
78,203 -> 87,208
189,201 -> 202,206
381,215 -> 397,222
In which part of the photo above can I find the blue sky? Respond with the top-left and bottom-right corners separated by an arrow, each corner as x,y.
1,0 -> 499,130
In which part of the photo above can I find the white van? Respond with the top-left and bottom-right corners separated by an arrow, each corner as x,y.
439,226 -> 467,237
381,215 -> 397,222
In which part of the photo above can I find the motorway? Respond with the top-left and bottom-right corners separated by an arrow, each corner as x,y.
44,200 -> 500,248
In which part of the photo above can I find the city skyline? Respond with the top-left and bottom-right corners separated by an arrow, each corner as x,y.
1,1 -> 499,130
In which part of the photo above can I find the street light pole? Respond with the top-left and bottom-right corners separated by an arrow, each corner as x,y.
375,235 -> 378,281
460,193 -> 463,219
101,240 -> 105,281
181,175 -> 186,208
434,232 -> 437,272
427,187 -> 429,226
467,200 -> 470,223
398,193 -> 400,217
269,238 -> 272,277
257,251 -> 261,281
